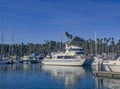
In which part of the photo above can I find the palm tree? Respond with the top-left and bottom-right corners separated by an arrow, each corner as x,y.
88,39 -> 92,54
104,38 -> 107,53
65,32 -> 70,41
111,37 -> 115,53
100,38 -> 103,54
65,32 -> 73,42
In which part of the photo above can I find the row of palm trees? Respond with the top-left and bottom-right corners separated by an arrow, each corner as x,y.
72,36 -> 116,55
0,32 -> 119,57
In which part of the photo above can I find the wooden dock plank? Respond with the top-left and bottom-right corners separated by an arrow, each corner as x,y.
94,71 -> 120,79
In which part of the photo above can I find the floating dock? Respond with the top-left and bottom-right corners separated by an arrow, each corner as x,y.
95,71 -> 120,79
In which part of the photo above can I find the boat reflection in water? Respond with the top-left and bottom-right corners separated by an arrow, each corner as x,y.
42,65 -> 88,89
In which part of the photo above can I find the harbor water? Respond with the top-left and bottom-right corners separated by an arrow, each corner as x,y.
0,64 -> 120,89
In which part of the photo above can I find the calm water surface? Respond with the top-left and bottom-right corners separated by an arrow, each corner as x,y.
0,64 -> 120,89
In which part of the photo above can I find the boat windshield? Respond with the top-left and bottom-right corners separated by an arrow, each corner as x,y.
57,56 -> 74,59
71,48 -> 83,51
76,52 -> 84,54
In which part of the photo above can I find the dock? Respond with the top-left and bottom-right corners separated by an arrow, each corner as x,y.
95,71 -> 120,79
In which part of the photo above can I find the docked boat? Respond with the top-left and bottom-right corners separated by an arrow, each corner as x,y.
0,56 -> 18,64
42,42 -> 86,66
6,59 -> 17,64
83,54 -> 103,66
103,57 -> 120,66
20,54 -> 41,64
102,57 -> 120,72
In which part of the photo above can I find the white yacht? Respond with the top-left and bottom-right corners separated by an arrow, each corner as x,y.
42,42 -> 86,66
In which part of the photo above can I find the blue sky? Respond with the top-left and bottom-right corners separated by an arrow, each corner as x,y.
0,0 -> 120,44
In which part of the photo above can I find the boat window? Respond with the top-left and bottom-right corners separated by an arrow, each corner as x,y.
57,56 -> 64,59
64,56 -> 74,59
76,52 -> 84,54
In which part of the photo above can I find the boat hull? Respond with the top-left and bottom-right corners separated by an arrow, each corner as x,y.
42,59 -> 86,66
103,60 -> 120,66
103,65 -> 120,72
103,60 -> 120,72
83,59 -> 101,66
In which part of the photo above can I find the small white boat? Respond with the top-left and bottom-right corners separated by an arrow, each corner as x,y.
103,57 -> 120,66
103,57 -> 120,72
20,54 -> 40,64
42,42 -> 86,66
20,56 -> 30,64
103,65 -> 120,72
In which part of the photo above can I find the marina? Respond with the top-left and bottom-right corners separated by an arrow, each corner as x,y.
0,0 -> 120,89
0,53 -> 120,89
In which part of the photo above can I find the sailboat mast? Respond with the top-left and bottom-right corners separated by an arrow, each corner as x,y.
1,29 -> 4,57
11,29 -> 14,57
60,35 -> 62,51
95,31 -> 97,54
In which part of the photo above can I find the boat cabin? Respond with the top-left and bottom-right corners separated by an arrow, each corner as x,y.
65,46 -> 84,55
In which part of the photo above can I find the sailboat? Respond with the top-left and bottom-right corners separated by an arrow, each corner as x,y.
0,30 -> 7,64
6,29 -> 17,64
83,31 -> 103,66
